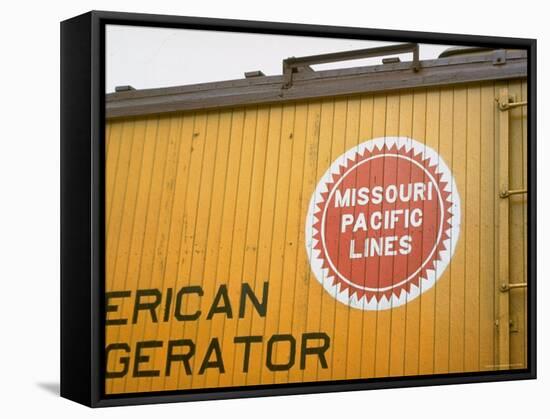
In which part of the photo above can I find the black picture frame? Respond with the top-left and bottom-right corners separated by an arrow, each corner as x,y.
60,10 -> 537,408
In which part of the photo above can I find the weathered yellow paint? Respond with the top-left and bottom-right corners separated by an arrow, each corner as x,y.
105,80 -> 528,394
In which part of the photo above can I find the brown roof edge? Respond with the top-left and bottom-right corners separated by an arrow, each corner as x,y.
106,49 -> 527,119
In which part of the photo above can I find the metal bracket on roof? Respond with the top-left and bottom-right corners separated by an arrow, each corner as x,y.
115,85 -> 136,92
244,70 -> 266,78
282,43 -> 420,89
493,49 -> 507,66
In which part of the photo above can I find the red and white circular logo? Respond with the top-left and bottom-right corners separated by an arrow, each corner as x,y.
305,137 -> 460,310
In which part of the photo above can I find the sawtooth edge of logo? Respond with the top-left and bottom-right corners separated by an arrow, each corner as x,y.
304,136 -> 461,311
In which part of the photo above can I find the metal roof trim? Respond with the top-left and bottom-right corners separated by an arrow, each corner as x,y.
106,49 -> 527,119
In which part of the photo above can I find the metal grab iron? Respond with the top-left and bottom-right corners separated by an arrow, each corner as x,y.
282,42 -> 420,88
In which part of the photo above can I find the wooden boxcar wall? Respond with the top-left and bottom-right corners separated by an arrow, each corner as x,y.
105,78 -> 527,394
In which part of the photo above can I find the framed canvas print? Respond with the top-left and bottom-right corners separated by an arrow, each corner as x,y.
60,10 -> 536,407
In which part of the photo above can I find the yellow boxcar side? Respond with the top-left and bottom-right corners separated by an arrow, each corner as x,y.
105,78 -> 527,394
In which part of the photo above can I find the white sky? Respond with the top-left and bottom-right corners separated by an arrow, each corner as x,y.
106,24 -> 455,93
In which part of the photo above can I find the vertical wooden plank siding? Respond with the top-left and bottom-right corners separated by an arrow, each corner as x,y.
105,79 -> 528,394
433,87 -> 453,374
479,85 -> 496,371
417,88 -> 440,375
